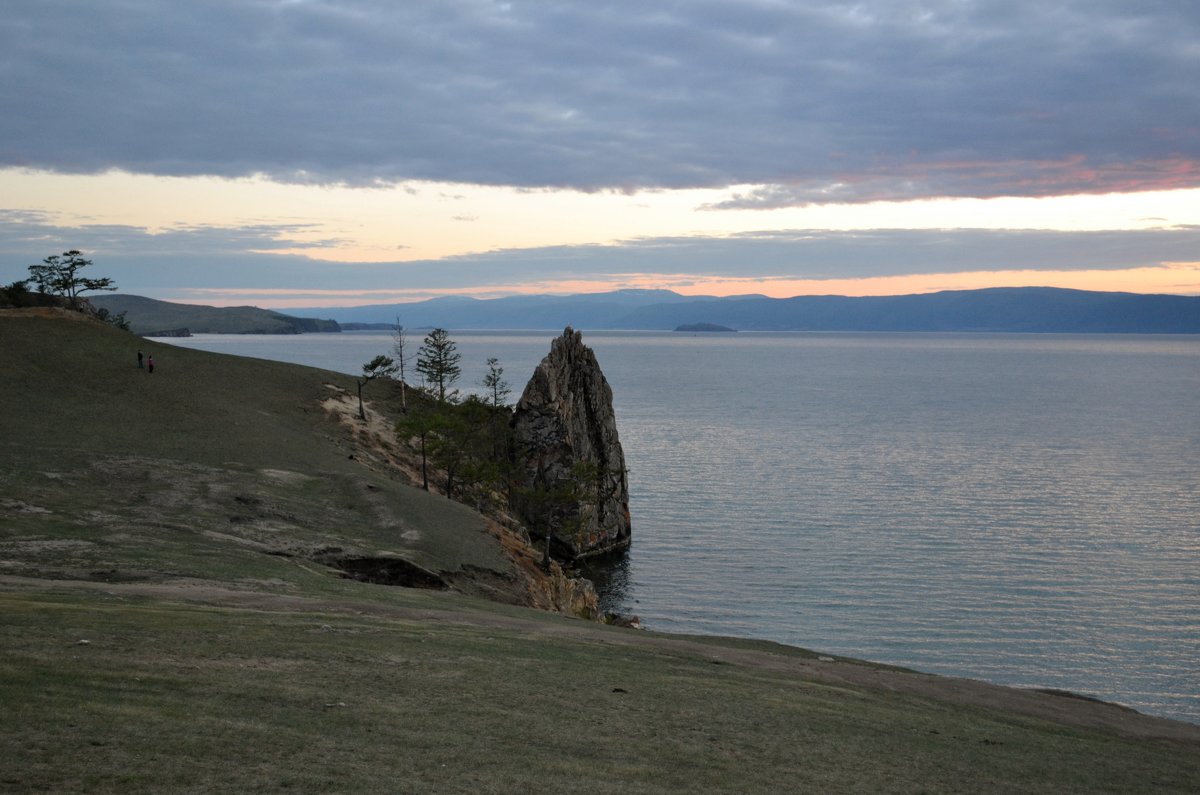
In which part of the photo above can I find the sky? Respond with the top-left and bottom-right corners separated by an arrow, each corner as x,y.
2,0 -> 1199,307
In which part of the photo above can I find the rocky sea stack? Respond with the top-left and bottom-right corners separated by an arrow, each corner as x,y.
511,327 -> 631,560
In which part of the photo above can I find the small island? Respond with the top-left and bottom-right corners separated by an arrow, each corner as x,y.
674,322 -> 737,332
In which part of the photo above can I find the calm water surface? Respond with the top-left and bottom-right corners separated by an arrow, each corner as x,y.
164,330 -> 1200,723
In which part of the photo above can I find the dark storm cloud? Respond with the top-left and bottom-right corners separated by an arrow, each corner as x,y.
2,1 -> 1198,200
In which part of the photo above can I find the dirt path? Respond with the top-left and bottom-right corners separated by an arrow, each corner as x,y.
4,573 -> 1197,746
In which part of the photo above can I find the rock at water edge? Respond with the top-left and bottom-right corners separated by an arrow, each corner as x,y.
510,327 -> 631,559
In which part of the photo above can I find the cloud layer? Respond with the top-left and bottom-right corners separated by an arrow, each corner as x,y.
4,1 -> 1199,200
3,212 -> 1198,300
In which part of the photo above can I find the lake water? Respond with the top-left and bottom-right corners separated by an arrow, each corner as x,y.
162,330 -> 1200,724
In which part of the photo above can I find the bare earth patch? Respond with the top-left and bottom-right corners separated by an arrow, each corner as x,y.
1,498 -> 52,514
321,388 -> 424,487
259,468 -> 316,485
0,538 -> 95,554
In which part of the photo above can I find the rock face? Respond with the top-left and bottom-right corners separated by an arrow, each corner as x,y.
511,327 -> 631,560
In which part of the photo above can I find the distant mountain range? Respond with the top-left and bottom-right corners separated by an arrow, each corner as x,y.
289,287 -> 1200,334
304,288 -> 705,330
93,287 -> 1200,335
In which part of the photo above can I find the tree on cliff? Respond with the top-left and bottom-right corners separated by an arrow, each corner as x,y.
481,357 -> 511,408
392,319 -> 411,411
27,250 -> 116,308
424,396 -> 494,502
396,404 -> 434,491
478,356 -> 513,460
416,328 -> 461,403
395,394 -> 509,501
356,355 -> 398,421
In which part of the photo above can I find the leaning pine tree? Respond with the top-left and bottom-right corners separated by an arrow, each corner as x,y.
356,355 -> 398,421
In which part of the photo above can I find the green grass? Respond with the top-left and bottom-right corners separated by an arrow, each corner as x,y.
2,310 -> 1198,793
3,592 -> 1198,794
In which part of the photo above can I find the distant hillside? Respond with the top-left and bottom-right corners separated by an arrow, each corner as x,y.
289,288 -> 708,329
90,294 -> 341,335
675,323 -> 737,332
293,286 -> 1200,333
615,287 -> 1200,333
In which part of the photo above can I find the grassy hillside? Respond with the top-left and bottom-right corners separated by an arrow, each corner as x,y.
89,293 -> 340,335
0,308 -> 535,600
2,308 -> 1198,793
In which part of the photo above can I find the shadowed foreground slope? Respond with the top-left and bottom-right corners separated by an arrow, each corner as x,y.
2,309 -> 1198,794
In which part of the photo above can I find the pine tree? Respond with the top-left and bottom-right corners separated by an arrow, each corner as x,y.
27,250 -> 116,308
356,355 -> 398,420
481,357 -> 512,408
416,328 -> 461,403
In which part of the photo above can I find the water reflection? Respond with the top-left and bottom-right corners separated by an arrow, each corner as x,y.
163,330 -> 1200,723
